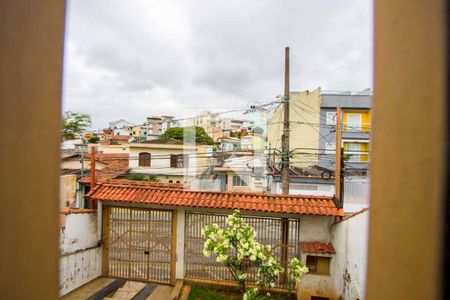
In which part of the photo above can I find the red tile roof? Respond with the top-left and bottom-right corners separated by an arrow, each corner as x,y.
300,242 -> 336,254
79,165 -> 130,184
86,182 -> 344,217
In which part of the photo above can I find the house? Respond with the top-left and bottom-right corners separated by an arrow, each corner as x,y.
100,133 -> 132,144
128,138 -> 214,183
131,124 -> 148,142
217,136 -> 241,151
240,133 -> 266,151
73,181 -> 367,299
318,90 -> 371,171
267,87 -> 372,170
267,161 -> 369,213
202,154 -> 267,193
146,115 -> 180,136
221,118 -> 244,132
193,111 -> 223,141
108,119 -> 134,136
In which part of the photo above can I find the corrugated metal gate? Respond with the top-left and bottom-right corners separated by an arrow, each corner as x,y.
103,207 -> 175,284
184,212 -> 300,288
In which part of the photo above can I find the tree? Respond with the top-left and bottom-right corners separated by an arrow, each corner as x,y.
62,111 -> 91,140
88,136 -> 100,143
158,126 -> 215,145
202,210 -> 308,299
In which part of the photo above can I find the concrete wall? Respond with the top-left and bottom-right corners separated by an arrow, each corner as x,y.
271,182 -> 335,197
60,175 -> 78,208
343,178 -> 370,213
296,216 -> 340,300
331,209 -> 369,300
300,216 -> 333,243
59,212 -> 101,296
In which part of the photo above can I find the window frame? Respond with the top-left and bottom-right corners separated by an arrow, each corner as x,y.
306,255 -> 331,276
346,113 -> 363,132
232,174 -> 249,187
346,143 -> 361,162
170,154 -> 189,168
138,152 -> 151,167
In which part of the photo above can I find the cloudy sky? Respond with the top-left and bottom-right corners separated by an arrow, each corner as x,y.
62,0 -> 373,129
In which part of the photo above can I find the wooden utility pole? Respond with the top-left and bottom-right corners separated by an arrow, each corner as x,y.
281,47 -> 290,195
90,146 -> 96,209
280,47 -> 290,284
335,107 -> 343,203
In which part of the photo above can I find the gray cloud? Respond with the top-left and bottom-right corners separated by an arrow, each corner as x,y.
63,0 -> 373,129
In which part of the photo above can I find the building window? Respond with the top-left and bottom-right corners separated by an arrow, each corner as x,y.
326,112 -> 337,125
170,154 -> 188,168
346,113 -> 362,132
138,152 -> 151,167
345,143 -> 361,162
233,175 -> 249,186
306,255 -> 331,275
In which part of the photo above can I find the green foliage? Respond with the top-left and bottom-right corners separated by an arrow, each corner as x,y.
202,211 -> 308,298
62,111 -> 91,140
187,285 -> 240,300
128,174 -> 159,182
88,136 -> 100,143
159,126 -> 215,145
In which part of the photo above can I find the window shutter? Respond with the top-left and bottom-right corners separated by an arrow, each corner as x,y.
138,152 -> 151,167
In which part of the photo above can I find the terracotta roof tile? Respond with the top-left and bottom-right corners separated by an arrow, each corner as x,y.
300,242 -> 336,254
86,182 -> 343,217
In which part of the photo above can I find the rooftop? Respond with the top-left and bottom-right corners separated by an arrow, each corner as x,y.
86,182 -> 344,217
300,241 -> 336,254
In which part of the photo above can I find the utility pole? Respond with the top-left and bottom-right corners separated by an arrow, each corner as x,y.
280,47 -> 290,284
281,47 -> 290,195
335,107 -> 344,204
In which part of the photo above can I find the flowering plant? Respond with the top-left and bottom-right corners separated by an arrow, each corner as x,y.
202,210 -> 308,298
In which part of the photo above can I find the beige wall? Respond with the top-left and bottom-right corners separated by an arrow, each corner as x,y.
367,0 -> 447,299
60,175 -> 77,208
267,88 -> 322,167
0,0 -> 66,298
101,144 -> 130,154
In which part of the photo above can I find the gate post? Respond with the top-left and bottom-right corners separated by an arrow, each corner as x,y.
175,208 -> 185,281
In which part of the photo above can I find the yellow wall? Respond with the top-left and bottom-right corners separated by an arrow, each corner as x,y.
267,88 -> 322,167
343,110 -> 370,132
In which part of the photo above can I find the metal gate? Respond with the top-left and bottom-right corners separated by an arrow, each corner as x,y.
103,207 -> 175,284
184,212 -> 300,289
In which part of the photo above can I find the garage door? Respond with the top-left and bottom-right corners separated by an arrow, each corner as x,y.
103,207 -> 175,284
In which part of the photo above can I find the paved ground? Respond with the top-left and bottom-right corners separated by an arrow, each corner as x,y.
61,278 -> 116,300
60,278 -> 175,300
